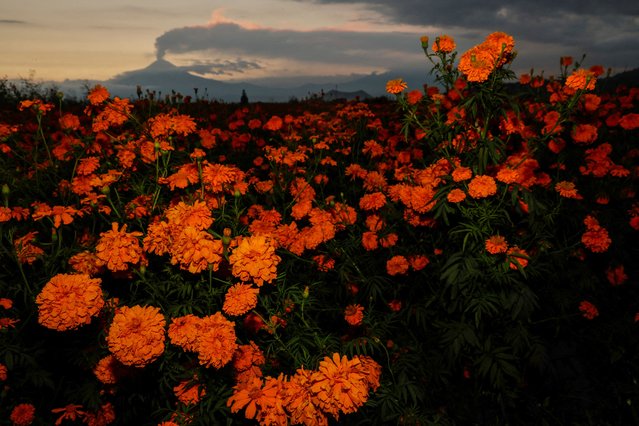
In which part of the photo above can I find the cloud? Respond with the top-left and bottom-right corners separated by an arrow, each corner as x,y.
0,19 -> 28,25
284,0 -> 639,71
183,58 -> 263,75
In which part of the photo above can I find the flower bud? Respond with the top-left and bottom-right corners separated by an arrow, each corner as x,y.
1,184 -> 9,197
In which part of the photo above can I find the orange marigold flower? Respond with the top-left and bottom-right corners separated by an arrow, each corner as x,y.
52,404 -> 86,426
223,283 -> 260,316
165,200 -> 213,230
409,254 -> 430,271
196,312 -> 238,369
581,216 -> 611,253
386,255 -> 409,276
359,192 -> 387,211
106,305 -> 166,367
263,115 -> 283,131
579,301 -> 599,320
59,113 -> 81,131
467,175 -> 497,199
507,246 -> 529,270
83,402 -> 115,426
484,32 -> 515,66
447,188 -> 466,203
174,378 -> 206,406
485,235 -> 508,254
406,89 -> 423,105
170,226 -> 224,274
361,231 -> 378,251
92,97 -> 132,132
36,273 -> 105,331
452,166 -> 472,182
565,69 -> 596,91
168,314 -> 201,352
87,84 -> 110,105
10,403 -> 35,426
232,341 -> 265,376
458,44 -> 498,83
432,35 -> 456,53
227,376 -> 269,420
495,168 -> 520,184
0,298 -> 13,310
229,235 -> 281,286
555,181 -> 582,199
310,353 -> 371,418
354,355 -> 382,392
14,231 -> 44,265
618,113 -> 639,130
344,304 -> 364,326
284,367 -> 329,426
95,222 -> 143,272
93,355 -> 125,385
385,78 -> 408,95
571,123 -> 598,144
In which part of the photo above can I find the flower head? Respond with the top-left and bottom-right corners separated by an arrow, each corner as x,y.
106,305 -> 166,367
385,79 -> 408,95
196,312 -> 238,369
229,235 -> 281,286
432,35 -> 456,53
10,403 -> 36,426
36,273 -> 105,331
223,283 -> 260,316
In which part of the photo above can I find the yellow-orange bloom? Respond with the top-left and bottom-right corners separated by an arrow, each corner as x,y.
565,69 -> 596,91
485,235 -> 508,254
95,222 -> 143,272
467,175 -> 497,199
196,312 -> 238,369
36,273 -> 105,331
229,235 -> 281,286
106,305 -> 166,367
168,314 -> 201,352
170,226 -> 224,274
284,368 -> 328,426
385,78 -> 408,95
223,283 -> 260,316
87,84 -> 110,105
174,377 -> 206,406
458,45 -> 498,83
93,355 -> 126,385
432,35 -> 456,53
310,353 -> 371,418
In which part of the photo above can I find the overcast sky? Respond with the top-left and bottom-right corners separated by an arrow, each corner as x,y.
2,0 -> 638,85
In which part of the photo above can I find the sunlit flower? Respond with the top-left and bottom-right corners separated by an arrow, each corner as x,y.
36,273 -> 105,331
458,45 -> 498,83
106,305 -> 166,367
432,35 -> 456,53
385,78 -> 408,95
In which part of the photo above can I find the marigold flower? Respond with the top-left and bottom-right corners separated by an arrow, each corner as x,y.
87,85 -> 110,105
51,404 -> 85,425
229,235 -> 281,286
386,255 -> 410,276
106,305 -> 166,367
495,168 -> 520,184
284,368 -> 329,426
174,378 -> 206,406
618,113 -> 639,130
95,222 -> 143,272
458,45 -> 498,83
10,403 -> 35,426
579,301 -> 599,320
565,69 -> 596,91
170,226 -> 224,274
36,273 -> 105,331
582,225 -> 611,253
232,341 -> 265,378
165,200 -> 213,230
452,166 -> 472,182
507,246 -> 529,270
168,314 -> 201,352
485,235 -> 508,254
406,89 -> 423,105
359,192 -> 387,211
447,188 -> 466,203
263,115 -> 283,131
196,312 -> 238,369
0,363 -> 7,381
555,181 -> 582,199
227,376 -> 270,420
83,402 -> 115,426
93,354 -> 125,385
385,78 -> 408,95
467,175 -> 497,199
310,353 -> 371,418
344,304 -> 364,326
223,283 -> 260,316
432,35 -> 456,53
14,231 -> 44,265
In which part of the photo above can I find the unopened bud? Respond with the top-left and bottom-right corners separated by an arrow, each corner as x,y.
1,184 -> 9,197
303,286 -> 309,299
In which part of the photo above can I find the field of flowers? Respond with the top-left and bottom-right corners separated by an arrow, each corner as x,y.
1,32 -> 638,425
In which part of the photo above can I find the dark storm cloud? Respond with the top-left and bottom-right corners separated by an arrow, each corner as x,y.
288,0 -> 639,71
155,22 -> 423,68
